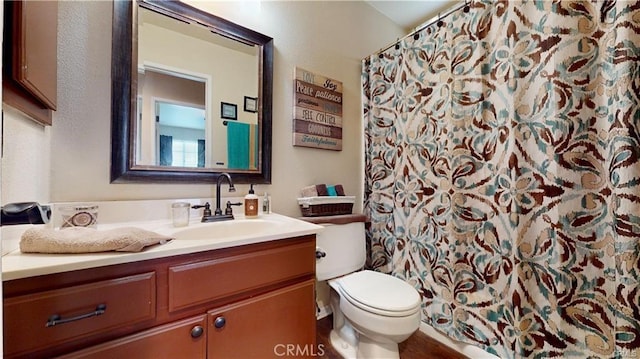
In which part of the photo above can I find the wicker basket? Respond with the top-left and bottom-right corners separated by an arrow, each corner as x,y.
297,196 -> 355,217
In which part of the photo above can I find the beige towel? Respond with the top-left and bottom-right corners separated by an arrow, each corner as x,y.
300,185 -> 318,197
20,227 -> 173,254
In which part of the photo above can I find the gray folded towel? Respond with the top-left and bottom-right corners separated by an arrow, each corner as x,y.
20,227 -> 173,254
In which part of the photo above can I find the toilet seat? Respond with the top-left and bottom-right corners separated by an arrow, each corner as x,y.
332,270 -> 421,317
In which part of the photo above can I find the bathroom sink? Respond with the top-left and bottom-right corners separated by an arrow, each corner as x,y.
171,219 -> 286,241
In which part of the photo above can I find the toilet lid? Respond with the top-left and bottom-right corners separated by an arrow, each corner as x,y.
336,270 -> 421,315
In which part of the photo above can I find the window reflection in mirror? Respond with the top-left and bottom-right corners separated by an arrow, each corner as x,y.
136,5 -> 259,170
156,101 -> 206,167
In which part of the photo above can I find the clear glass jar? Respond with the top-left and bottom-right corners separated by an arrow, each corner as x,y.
171,202 -> 190,227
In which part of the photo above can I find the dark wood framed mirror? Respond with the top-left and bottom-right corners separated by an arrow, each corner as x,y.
111,0 -> 272,183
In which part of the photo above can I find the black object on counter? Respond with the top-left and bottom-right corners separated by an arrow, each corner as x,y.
1,202 -> 51,226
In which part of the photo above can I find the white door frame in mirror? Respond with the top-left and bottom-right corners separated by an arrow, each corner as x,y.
136,62 -> 212,168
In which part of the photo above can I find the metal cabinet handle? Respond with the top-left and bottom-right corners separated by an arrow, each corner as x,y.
214,316 -> 226,329
190,325 -> 204,338
46,304 -> 107,327
315,250 -> 326,259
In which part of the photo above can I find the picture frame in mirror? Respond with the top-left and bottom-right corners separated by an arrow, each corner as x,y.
244,96 -> 258,113
221,102 -> 237,120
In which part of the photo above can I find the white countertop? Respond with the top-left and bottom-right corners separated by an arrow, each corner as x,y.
2,213 -> 323,281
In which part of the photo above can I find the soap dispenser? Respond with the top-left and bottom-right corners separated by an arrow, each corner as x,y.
262,192 -> 270,214
244,184 -> 259,218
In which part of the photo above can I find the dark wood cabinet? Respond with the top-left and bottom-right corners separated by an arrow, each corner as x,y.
3,235 -> 316,358
2,0 -> 58,125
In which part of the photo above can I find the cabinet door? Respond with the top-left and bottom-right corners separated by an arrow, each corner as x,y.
59,315 -> 207,359
12,0 -> 58,109
208,279 -> 317,359
2,0 -> 57,125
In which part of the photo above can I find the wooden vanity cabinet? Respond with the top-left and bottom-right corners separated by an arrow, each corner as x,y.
2,235 -> 317,359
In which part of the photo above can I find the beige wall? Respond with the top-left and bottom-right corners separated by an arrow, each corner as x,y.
2,1 -> 404,217
1,107 -> 51,204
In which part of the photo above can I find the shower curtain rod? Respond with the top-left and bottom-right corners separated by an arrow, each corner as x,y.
368,1 -> 470,59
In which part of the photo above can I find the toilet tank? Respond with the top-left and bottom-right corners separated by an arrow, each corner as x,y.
311,214 -> 367,281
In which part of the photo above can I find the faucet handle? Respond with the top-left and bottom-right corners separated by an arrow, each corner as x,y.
225,201 -> 242,215
192,202 -> 212,217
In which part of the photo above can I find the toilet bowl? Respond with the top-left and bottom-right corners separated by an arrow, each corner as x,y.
329,270 -> 421,358
308,215 -> 422,359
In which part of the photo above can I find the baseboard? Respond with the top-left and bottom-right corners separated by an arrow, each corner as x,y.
418,322 -> 500,359
316,304 -> 332,320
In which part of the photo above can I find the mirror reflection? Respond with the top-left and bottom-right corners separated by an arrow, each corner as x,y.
111,0 -> 272,184
136,5 -> 259,170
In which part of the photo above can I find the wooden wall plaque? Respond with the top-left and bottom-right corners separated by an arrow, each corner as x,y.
293,67 -> 343,151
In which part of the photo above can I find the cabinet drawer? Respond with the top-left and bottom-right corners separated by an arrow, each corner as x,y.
4,272 -> 156,357
168,239 -> 315,312
59,315 -> 206,359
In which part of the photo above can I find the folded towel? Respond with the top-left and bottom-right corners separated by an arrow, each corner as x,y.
20,227 -> 173,254
327,185 -> 338,196
300,185 -> 318,197
316,184 -> 329,196
334,184 -> 345,196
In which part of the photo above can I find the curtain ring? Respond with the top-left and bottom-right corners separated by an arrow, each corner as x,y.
464,0 -> 470,13
437,13 -> 444,27
413,33 -> 419,40
394,38 -> 400,50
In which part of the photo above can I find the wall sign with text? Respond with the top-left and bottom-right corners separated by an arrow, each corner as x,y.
293,67 -> 343,151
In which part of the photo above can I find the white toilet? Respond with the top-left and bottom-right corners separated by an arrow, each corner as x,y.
314,215 -> 421,359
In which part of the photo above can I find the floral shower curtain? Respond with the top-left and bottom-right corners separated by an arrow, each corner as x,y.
362,1 -> 640,358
